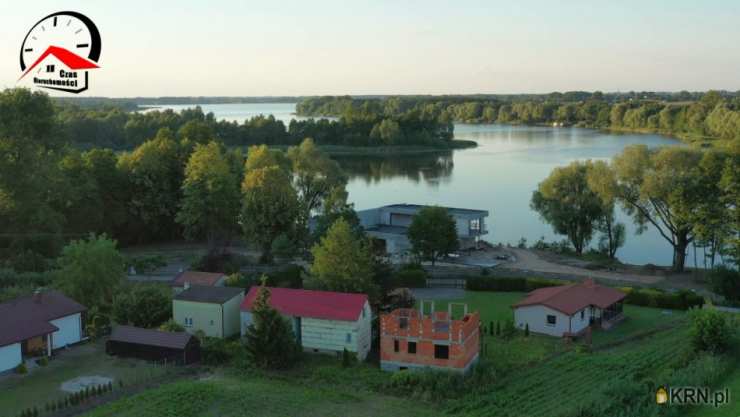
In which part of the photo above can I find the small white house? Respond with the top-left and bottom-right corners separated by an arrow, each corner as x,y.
0,291 -> 86,373
512,279 -> 626,337
241,287 -> 372,360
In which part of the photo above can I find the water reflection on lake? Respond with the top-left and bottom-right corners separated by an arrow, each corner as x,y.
149,103 -> 687,266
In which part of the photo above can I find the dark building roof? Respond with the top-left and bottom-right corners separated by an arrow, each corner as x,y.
172,271 -> 226,287
174,285 -> 244,304
0,290 -> 87,347
383,204 -> 489,217
242,287 -> 368,322
109,325 -> 194,350
513,279 -> 626,316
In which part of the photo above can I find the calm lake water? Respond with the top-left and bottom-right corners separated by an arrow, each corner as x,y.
149,103 -> 686,266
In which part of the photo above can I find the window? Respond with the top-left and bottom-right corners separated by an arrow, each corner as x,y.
580,310 -> 585,320
399,317 -> 409,329
470,219 -> 481,231
210,320 -> 214,326
408,341 -> 417,354
394,340 -> 399,352
434,344 -> 449,360
546,315 -> 556,327
184,317 -> 193,327
346,333 -> 352,343
362,307 -> 366,318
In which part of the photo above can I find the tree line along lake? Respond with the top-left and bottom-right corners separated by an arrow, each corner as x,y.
145,102 -> 685,266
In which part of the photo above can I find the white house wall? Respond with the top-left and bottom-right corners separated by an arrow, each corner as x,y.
50,313 -> 82,349
0,343 -> 21,373
514,305 -> 589,337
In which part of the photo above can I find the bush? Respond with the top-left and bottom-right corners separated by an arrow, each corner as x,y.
341,348 -> 357,367
15,363 -> 27,374
112,283 -> 172,328
191,252 -> 249,275
501,319 -> 517,339
689,308 -> 733,353
466,276 -> 565,292
391,264 -> 428,288
200,337 -> 245,366
37,356 -> 48,366
159,318 -> 185,332
125,255 -> 166,275
623,288 -> 704,310
710,266 -> 740,303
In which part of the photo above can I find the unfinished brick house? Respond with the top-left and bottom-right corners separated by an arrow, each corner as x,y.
380,302 -> 480,373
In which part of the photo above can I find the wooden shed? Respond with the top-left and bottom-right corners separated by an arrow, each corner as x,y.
106,325 -> 200,365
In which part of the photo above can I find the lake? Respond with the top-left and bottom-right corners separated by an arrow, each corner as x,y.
149,102 -> 686,266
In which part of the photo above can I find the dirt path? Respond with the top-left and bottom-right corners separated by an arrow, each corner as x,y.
506,248 -> 664,285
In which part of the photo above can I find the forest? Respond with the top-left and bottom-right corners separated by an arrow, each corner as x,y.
54,100 -> 455,149
296,91 -> 740,148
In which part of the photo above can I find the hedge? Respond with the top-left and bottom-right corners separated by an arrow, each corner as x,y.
467,276 -> 705,310
391,265 -> 428,288
466,276 -> 564,292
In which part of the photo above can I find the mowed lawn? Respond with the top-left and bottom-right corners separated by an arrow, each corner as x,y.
0,342 -> 172,416
82,373 -> 437,417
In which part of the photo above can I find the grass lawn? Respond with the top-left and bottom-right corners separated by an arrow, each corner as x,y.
591,304 -> 686,347
689,367 -> 740,417
0,341 -> 173,416
83,368 -> 436,417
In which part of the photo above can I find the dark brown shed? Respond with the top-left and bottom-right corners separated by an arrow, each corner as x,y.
106,325 -> 200,365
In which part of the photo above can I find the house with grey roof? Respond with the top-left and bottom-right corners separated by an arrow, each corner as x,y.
172,285 -> 244,338
357,204 -> 489,257
0,290 -> 86,373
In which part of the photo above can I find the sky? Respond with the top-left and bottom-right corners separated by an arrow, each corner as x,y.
1,0 -> 739,97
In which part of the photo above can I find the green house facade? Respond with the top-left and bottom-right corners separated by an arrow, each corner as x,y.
173,285 -> 244,338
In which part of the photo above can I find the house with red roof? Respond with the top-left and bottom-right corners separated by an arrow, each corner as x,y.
0,290 -> 86,373
512,278 -> 626,337
240,287 -> 372,360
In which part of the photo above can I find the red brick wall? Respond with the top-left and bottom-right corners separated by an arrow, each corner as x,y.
380,310 -> 480,370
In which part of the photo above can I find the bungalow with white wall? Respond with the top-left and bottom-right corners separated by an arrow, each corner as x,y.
512,279 -> 626,337
357,204 -> 489,256
240,287 -> 372,360
0,291 -> 86,373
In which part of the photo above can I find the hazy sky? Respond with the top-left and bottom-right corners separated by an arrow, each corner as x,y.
1,0 -> 739,97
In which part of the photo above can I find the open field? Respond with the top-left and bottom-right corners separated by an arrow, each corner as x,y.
82,369 -> 436,417
0,342 -> 176,416
690,367 -> 740,417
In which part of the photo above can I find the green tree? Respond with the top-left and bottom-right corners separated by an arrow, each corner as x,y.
244,144 -> 291,173
531,161 -> 606,254
407,206 -> 459,265
244,282 -> 300,369
241,165 -> 299,263
117,132 -> 184,243
587,160 -> 627,259
176,142 -> 240,252
611,145 -> 705,271
287,138 -> 346,217
55,234 -> 125,310
112,283 -> 171,328
0,89 -> 64,257
309,218 -> 378,301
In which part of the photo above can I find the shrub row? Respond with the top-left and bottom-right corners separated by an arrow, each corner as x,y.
621,287 -> 704,310
466,276 -> 565,292
18,382 -> 114,417
468,276 -> 705,310
391,264 -> 428,288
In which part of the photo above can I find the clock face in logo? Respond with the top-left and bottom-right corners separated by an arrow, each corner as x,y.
20,11 -> 101,71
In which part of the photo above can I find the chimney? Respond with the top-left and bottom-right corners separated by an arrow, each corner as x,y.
33,289 -> 42,303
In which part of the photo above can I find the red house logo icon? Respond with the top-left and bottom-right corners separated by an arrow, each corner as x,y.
18,11 -> 102,94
